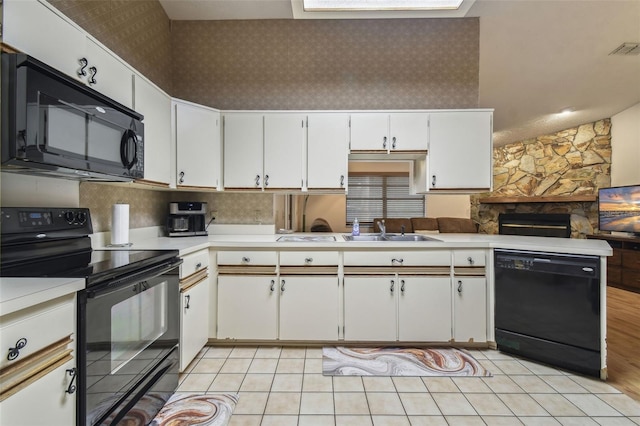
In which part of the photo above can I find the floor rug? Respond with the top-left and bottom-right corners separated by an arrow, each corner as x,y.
150,393 -> 239,426
323,347 -> 491,377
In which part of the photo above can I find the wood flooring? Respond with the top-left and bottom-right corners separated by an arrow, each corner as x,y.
606,285 -> 640,401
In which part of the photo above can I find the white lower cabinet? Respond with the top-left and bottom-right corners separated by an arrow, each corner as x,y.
279,276 -> 339,341
344,276 -> 397,341
398,276 -> 452,342
217,275 -> 278,340
453,277 -> 487,342
180,277 -> 210,372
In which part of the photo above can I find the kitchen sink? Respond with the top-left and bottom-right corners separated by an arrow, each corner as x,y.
343,233 -> 439,242
277,235 -> 336,242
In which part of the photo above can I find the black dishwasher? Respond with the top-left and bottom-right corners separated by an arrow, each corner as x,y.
494,249 -> 601,377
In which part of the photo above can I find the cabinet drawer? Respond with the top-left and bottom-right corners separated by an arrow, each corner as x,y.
622,269 -> 640,290
218,251 -> 277,266
0,296 -> 74,369
453,250 -> 486,267
344,250 -> 451,267
622,250 -> 640,271
279,251 -> 339,266
609,249 -> 622,266
181,250 -> 209,279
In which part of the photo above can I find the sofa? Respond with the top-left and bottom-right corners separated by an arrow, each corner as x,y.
372,217 -> 479,233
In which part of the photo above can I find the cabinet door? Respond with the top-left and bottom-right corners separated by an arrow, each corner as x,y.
217,275 -> 277,340
279,276 -> 339,340
223,114 -> 264,189
85,39 -> 134,108
428,111 -> 493,190
176,101 -> 221,188
180,278 -> 210,372
263,114 -> 305,189
398,276 -> 452,342
134,76 -> 171,185
350,113 -> 389,152
3,0 -> 86,82
453,277 -> 487,342
307,114 -> 349,190
389,113 -> 429,152
344,276 -> 396,341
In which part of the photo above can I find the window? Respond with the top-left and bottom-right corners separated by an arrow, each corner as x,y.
346,173 -> 425,225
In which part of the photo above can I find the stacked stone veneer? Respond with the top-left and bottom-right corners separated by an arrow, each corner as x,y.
471,119 -> 612,238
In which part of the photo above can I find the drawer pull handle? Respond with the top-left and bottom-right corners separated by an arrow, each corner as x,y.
185,294 -> 191,309
401,279 -> 405,293
196,262 -> 202,269
78,57 -> 88,77
281,279 -> 286,292
467,256 -> 475,265
390,279 -> 395,293
383,136 -> 387,149
458,280 -> 463,293
66,368 -> 78,394
255,175 -> 261,186
270,280 -> 275,292
7,338 -> 27,361
305,257 -> 313,264
391,258 -> 404,265
242,257 -> 251,263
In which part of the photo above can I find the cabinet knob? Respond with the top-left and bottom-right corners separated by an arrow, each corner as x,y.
340,175 -> 345,187
305,257 -> 313,264
383,136 -> 387,149
457,280 -> 463,293
270,279 -> 275,292
432,175 -> 437,187
255,175 -> 261,187
242,256 -> 251,263
281,279 -> 286,292
77,57 -> 88,77
264,175 -> 270,187
390,279 -> 395,293
467,257 -> 475,265
179,171 -> 185,184
400,279 -> 405,293
392,136 -> 397,149
7,338 -> 27,361
196,262 -> 202,270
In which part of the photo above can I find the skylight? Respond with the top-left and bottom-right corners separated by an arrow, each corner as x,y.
303,0 -> 464,11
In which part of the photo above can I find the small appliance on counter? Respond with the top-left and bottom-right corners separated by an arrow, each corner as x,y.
167,202 -> 209,237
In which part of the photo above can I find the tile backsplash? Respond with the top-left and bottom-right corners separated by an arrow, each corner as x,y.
80,183 -> 274,232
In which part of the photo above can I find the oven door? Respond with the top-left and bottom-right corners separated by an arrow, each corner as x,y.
77,260 -> 180,426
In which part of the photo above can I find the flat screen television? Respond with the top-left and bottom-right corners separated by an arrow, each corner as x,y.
598,184 -> 640,236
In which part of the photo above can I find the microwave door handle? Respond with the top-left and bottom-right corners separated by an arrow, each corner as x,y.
120,129 -> 138,169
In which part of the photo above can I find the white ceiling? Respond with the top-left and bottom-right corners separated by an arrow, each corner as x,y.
158,0 -> 640,146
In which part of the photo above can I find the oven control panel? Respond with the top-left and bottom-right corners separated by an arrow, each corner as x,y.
1,207 -> 92,239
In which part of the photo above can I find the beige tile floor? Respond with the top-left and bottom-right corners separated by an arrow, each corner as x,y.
177,346 -> 640,426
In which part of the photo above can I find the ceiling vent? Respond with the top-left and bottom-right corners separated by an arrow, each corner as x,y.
609,42 -> 640,56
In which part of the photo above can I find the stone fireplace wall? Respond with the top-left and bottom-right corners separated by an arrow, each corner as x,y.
471,119 -> 612,238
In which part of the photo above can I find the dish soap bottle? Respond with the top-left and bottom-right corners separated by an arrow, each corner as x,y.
352,218 -> 360,236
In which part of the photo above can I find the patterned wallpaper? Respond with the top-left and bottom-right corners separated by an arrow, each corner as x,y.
48,0 -> 172,92
171,18 -> 479,109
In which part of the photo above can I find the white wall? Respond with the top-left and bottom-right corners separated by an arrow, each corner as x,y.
1,172 -> 80,207
611,102 -> 640,186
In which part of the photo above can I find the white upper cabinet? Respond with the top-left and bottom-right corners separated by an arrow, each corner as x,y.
134,76 -> 171,186
263,114 -> 306,190
174,100 -> 221,189
306,113 -> 349,190
223,113 -> 264,189
3,0 -> 134,108
350,112 -> 428,153
427,110 -> 493,191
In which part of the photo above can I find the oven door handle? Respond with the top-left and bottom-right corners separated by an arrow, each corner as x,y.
86,259 -> 183,298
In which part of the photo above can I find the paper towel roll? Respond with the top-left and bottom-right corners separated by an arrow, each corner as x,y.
111,204 -> 130,245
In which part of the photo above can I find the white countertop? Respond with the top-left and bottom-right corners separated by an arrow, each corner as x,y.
0,277 -> 85,316
113,232 -> 613,257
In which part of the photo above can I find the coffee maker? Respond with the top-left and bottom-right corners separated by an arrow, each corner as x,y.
167,202 -> 209,237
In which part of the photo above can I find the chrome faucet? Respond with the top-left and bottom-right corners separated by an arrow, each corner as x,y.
401,224 -> 406,236
377,219 -> 386,237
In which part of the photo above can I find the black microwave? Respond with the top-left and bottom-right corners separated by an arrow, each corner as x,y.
1,53 -> 144,181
